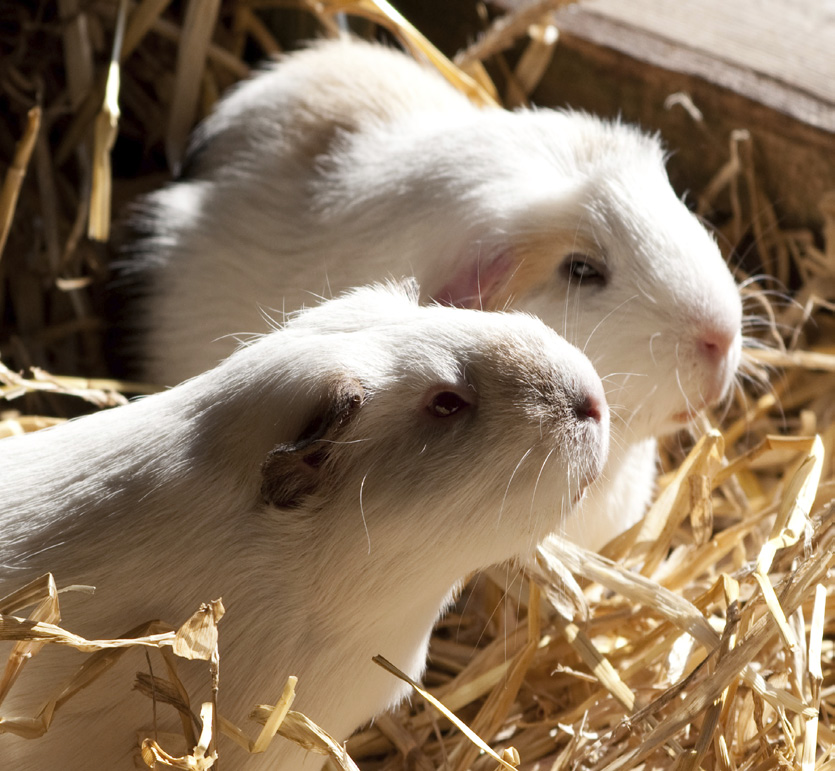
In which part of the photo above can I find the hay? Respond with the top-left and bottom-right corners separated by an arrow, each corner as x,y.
1,1 -> 834,769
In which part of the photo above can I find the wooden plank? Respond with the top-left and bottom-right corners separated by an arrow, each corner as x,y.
553,0 -> 835,132
576,0 -> 835,105
533,6 -> 835,227
394,0 -> 835,226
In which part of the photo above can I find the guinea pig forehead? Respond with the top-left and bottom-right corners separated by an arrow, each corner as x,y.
410,350 -> 470,389
467,330 -> 550,379
582,175 -> 679,256
605,179 -> 711,262
512,177 -> 616,259
365,328 -> 470,390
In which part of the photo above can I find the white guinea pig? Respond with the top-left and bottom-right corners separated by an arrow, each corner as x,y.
0,282 -> 607,770
116,37 -> 743,551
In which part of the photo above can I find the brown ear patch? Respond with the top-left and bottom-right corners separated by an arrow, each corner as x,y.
260,377 -> 365,509
499,231 -> 599,306
430,229 -> 597,312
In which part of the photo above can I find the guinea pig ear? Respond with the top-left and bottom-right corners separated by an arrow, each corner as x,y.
260,378 -> 365,509
432,248 -> 515,310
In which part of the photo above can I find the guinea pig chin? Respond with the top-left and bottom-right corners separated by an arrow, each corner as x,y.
669,359 -> 739,426
605,334 -> 740,440
660,351 -> 740,431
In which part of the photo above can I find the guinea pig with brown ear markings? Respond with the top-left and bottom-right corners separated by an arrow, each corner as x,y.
0,281 -> 608,770
114,37 -> 743,553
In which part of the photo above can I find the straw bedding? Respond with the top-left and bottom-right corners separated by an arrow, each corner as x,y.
1,2 -> 833,769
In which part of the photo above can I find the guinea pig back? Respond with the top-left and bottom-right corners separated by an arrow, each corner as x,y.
0,282 -> 607,770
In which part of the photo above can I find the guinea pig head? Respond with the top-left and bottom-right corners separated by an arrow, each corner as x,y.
258,295 -> 609,572
566,163 -> 743,440
430,117 -> 742,444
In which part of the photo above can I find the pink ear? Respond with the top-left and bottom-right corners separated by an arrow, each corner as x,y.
432,250 -> 515,309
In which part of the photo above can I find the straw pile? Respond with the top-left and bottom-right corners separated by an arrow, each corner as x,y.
1,1 -> 834,769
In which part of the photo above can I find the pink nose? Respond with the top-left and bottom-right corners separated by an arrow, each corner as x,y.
697,326 -> 736,364
573,393 -> 603,424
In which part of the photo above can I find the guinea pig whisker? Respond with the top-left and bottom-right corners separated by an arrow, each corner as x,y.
634,277 -> 658,305
472,565 -> 525,653
499,447 -> 534,525
453,573 -> 479,643
529,447 -> 557,524
748,294 -> 799,318
561,216 -> 591,340
315,438 -> 369,446
739,366 -> 787,425
599,373 -> 645,410
741,363 -> 788,428
739,307 -> 794,337
726,378 -> 758,428
603,400 -> 628,412
603,430 -> 627,454
740,342 -> 773,378
600,371 -> 643,383
741,318 -> 793,333
221,330 -> 263,349
731,376 -> 750,413
674,366 -> 697,419
257,303 -> 286,333
740,285 -> 799,337
737,275 -> 768,293
498,565 -> 525,660
476,262 -> 485,312
712,383 -> 736,425
624,384 -> 658,431
563,280 -> 573,342
359,473 -> 371,555
726,210 -> 791,272
303,288 -> 330,305
649,332 -> 661,366
603,404 -> 630,427
742,304 -> 798,347
20,540 -> 68,562
738,275 -> 795,301
737,354 -> 776,392
581,294 -> 641,356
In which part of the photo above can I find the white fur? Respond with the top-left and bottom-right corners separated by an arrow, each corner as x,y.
120,38 -> 743,550
0,283 -> 607,769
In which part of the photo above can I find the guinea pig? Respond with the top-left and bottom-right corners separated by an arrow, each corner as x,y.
0,281 -> 608,770
114,37 -> 743,551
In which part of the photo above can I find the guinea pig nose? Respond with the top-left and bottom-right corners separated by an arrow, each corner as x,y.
697,325 -> 736,363
573,393 -> 603,423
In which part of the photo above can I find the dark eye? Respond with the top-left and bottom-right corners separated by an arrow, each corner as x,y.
560,253 -> 607,286
427,390 -> 471,418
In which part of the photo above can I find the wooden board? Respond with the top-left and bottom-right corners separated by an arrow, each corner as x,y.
538,0 -> 835,227
559,0 -> 835,130
395,0 -> 835,228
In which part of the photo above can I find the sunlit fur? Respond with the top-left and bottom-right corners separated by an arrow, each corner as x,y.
117,38 -> 742,550
0,283 -> 608,770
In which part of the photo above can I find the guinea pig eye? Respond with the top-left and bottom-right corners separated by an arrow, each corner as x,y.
427,390 -> 471,418
560,253 -> 608,286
